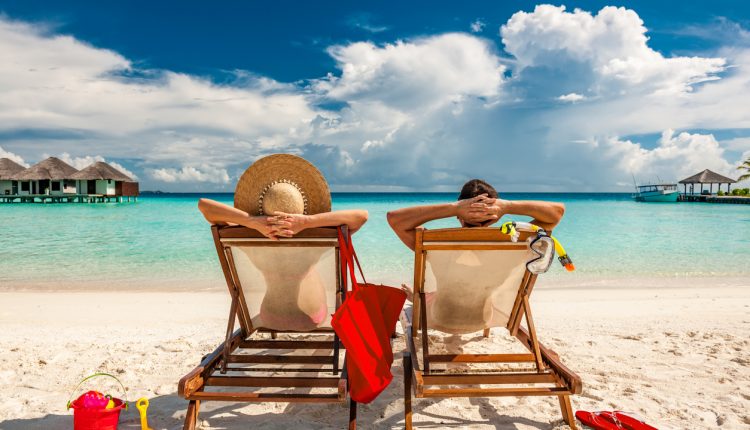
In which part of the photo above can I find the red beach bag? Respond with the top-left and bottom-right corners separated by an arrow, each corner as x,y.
332,228 -> 407,403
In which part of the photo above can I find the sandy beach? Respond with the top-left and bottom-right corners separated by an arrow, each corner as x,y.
0,279 -> 748,430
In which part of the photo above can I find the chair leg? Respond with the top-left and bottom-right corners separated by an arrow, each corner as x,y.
183,400 -> 200,430
558,395 -> 577,429
404,353 -> 413,430
348,399 -> 357,430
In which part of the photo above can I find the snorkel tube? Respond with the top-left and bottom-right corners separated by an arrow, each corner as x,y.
551,236 -> 575,271
500,221 -> 575,272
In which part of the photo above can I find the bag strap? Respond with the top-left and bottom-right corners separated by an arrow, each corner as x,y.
337,227 -> 367,292
337,227 -> 357,294
346,231 -> 368,284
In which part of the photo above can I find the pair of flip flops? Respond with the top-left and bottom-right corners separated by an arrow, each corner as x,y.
575,411 -> 658,430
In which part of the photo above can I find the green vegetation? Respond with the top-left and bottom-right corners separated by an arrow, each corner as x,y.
739,158 -> 750,182
730,188 -> 750,196
717,190 -> 725,196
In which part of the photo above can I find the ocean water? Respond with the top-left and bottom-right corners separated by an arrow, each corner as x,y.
0,193 -> 748,289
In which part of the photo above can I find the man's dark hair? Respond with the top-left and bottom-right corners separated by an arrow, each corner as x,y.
458,179 -> 498,200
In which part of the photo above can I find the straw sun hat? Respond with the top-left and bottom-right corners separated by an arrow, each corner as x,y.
234,154 -> 331,216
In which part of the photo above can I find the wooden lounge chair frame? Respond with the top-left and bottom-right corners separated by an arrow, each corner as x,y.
178,225 -> 357,429
402,227 -> 582,429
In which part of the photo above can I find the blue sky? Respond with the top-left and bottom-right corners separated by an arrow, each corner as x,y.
0,1 -> 749,191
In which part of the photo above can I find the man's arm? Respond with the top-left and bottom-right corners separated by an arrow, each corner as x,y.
490,199 -> 565,231
387,195 -> 566,250
386,195 -> 490,250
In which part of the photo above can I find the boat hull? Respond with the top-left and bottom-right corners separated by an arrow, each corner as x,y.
634,191 -> 679,202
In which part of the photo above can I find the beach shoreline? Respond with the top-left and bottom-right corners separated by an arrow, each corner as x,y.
1,278 -> 748,429
1,274 -> 747,292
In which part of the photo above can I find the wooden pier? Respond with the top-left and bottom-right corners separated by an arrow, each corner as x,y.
678,195 -> 750,204
0,194 -> 137,203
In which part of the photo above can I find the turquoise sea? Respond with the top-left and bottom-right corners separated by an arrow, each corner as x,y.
1,193 -> 748,289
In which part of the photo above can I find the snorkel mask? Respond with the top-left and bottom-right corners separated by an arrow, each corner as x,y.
500,221 -> 575,275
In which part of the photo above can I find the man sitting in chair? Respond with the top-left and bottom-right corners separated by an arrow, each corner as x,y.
387,179 -> 565,251
387,179 -> 566,325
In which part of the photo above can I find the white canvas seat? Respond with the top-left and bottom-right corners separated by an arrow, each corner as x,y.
402,227 -> 582,429
229,242 -> 337,331
423,246 -> 532,333
179,226 -> 357,430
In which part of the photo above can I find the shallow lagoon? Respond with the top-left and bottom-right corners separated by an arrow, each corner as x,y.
1,193 -> 748,289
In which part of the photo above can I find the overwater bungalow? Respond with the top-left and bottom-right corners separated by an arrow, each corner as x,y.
70,161 -> 139,199
15,157 -> 78,196
0,158 -> 26,195
0,156 -> 139,203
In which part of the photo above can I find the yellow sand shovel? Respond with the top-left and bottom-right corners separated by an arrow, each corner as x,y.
135,398 -> 154,430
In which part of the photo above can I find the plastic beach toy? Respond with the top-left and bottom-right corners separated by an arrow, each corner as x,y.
67,373 -> 128,430
136,397 -> 155,430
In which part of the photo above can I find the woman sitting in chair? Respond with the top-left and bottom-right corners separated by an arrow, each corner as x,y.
198,154 -> 368,331
198,155 -> 367,239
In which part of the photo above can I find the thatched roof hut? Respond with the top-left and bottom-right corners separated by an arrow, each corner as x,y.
70,161 -> 133,182
0,158 -> 25,180
16,157 -> 78,180
679,169 -> 737,194
679,169 -> 736,184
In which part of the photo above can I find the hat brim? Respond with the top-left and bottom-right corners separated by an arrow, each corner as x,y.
234,154 -> 331,215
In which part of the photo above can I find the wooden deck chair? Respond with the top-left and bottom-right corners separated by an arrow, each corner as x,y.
179,224 -> 356,429
401,227 -> 582,429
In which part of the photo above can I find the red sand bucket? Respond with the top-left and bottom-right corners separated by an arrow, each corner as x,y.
67,373 -> 128,430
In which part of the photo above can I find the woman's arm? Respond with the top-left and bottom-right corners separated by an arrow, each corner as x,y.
269,210 -> 369,237
386,195 -> 490,250
197,198 -> 282,239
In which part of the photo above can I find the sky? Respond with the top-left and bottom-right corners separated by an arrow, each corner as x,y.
0,0 -> 749,192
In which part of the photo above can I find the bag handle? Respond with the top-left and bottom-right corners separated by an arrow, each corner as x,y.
345,231 -> 367,285
337,227 -> 355,294
337,227 -> 367,291
66,372 -> 128,410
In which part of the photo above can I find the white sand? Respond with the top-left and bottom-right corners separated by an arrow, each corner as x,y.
0,279 -> 748,429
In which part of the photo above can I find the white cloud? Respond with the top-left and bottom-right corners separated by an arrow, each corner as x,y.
0,8 -> 749,192
149,166 -> 230,184
722,137 -> 750,152
600,130 -> 736,181
470,19 -> 486,33
0,16 -> 316,166
53,152 -> 138,179
346,13 -> 389,33
317,33 -> 505,111
557,93 -> 585,102
501,5 -> 726,96
0,145 -> 28,166
671,17 -> 750,46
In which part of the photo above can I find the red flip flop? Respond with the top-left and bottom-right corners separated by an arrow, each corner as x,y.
575,411 -> 624,430
599,411 -> 658,430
